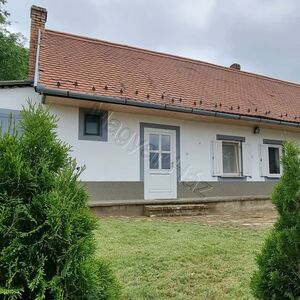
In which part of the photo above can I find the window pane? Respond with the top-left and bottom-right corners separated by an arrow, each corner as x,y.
0,116 -> 21,135
222,142 -> 239,174
85,114 -> 100,135
150,152 -> 159,169
0,117 -> 9,134
149,134 -> 159,151
269,147 -> 280,174
161,135 -> 171,151
161,153 -> 171,169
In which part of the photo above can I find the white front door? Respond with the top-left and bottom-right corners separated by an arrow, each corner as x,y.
144,128 -> 177,200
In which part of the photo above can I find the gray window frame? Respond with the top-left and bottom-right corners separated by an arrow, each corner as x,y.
216,134 -> 245,143
263,139 -> 284,146
79,108 -> 108,141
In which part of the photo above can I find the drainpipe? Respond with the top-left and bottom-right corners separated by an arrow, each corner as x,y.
33,29 -> 41,87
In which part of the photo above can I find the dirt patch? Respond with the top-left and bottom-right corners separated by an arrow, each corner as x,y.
102,209 -> 277,228
160,210 -> 277,228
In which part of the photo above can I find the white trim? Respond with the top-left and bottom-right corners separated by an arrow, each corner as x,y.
242,143 -> 252,177
33,29 -> 41,87
210,140 -> 223,176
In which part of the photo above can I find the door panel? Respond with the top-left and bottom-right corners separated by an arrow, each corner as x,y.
144,128 -> 177,200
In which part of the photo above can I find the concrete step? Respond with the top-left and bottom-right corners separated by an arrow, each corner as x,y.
144,204 -> 208,217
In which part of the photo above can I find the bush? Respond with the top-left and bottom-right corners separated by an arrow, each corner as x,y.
0,103 -> 120,299
251,141 -> 300,299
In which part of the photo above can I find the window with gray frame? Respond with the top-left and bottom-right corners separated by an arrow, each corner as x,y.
79,108 -> 108,141
214,134 -> 246,177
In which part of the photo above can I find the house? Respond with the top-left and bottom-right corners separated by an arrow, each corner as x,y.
1,5 -> 300,208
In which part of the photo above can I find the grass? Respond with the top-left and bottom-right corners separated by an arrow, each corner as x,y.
95,218 -> 269,300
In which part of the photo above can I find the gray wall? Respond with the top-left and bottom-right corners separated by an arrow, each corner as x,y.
83,181 -> 277,203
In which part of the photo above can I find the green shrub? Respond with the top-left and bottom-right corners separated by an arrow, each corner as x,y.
251,141 -> 300,299
0,103 -> 120,299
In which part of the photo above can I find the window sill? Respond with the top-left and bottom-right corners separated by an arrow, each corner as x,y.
217,176 -> 247,181
264,176 -> 281,180
79,135 -> 108,142
219,174 -> 246,178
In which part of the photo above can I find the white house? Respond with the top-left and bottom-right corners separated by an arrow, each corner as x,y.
1,6 -> 300,204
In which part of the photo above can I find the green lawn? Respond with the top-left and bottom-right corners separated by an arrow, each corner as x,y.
95,218 -> 269,300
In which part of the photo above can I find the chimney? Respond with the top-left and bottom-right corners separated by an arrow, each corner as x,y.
230,63 -> 241,71
28,5 -> 47,80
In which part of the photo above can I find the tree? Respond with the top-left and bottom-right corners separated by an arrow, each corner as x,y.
251,141 -> 300,299
0,103 -> 120,299
0,33 -> 29,81
0,0 -> 29,81
0,0 -> 9,26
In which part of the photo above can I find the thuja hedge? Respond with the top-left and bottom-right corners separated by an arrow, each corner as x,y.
0,103 -> 120,299
251,141 -> 300,299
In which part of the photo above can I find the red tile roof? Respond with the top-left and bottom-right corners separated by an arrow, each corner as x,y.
38,29 -> 300,124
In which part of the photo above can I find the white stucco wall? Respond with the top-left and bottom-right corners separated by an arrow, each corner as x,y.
1,86 -> 299,182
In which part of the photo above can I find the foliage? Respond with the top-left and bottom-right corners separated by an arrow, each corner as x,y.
0,103 -> 120,300
0,0 -> 9,27
251,141 -> 300,299
0,32 -> 29,81
0,0 -> 29,81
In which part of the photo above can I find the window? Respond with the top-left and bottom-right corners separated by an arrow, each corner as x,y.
222,141 -> 241,176
261,140 -> 283,178
211,135 -> 248,178
149,134 -> 159,169
161,134 -> 171,169
79,109 -> 108,141
149,133 -> 171,170
0,109 -> 21,134
84,114 -> 100,136
268,147 -> 280,174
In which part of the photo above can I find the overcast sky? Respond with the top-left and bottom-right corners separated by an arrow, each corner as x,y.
6,0 -> 300,83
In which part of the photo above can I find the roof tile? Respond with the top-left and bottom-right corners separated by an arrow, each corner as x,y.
38,29 -> 300,123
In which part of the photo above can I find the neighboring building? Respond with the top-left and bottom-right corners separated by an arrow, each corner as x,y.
1,6 -> 300,203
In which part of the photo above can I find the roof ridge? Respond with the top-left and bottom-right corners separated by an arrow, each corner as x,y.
44,29 -> 300,89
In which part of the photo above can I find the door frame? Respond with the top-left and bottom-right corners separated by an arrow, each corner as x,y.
140,123 -> 181,198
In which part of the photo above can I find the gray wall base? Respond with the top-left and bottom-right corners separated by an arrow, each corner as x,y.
82,181 -> 277,203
